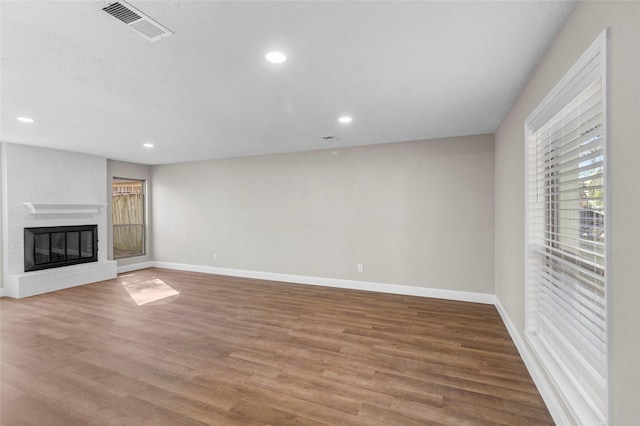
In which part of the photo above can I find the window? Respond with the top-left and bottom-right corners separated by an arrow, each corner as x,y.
525,31 -> 608,425
112,178 -> 145,258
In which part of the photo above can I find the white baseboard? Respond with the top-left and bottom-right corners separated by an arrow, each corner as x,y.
494,297 -> 570,426
151,261 -> 496,305
117,261 -> 154,274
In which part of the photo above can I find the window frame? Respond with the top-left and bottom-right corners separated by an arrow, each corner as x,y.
524,29 -> 609,426
112,177 -> 146,259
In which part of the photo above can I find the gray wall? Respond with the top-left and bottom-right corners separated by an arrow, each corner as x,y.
494,1 -> 640,423
152,135 -> 495,293
107,160 -> 153,268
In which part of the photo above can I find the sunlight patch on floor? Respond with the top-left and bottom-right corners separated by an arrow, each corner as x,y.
122,278 -> 180,306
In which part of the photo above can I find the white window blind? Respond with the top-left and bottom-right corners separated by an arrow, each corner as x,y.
526,31 -> 607,425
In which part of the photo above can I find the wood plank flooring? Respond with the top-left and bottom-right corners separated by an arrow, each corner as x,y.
0,268 -> 553,425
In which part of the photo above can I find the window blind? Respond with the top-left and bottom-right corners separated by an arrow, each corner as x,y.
526,31 -> 607,425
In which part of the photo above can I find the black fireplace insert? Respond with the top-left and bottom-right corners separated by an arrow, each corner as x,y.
24,225 -> 98,272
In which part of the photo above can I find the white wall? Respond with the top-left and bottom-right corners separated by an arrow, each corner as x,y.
0,144 -> 4,291
152,135 -> 495,294
495,2 -> 640,423
107,160 -> 152,268
2,143 -> 116,297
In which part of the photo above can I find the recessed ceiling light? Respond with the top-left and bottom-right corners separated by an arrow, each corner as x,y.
143,143 -> 154,148
266,51 -> 287,64
338,116 -> 353,124
17,116 -> 35,123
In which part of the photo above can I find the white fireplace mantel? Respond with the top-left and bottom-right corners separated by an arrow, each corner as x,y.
22,202 -> 107,215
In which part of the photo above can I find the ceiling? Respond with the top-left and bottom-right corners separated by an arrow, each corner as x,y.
1,1 -> 576,165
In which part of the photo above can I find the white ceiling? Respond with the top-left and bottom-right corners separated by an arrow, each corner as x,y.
1,1 -> 576,165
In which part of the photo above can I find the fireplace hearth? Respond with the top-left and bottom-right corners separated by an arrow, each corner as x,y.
24,225 -> 98,272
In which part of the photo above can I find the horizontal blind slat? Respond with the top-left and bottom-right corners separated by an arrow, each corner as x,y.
539,108 -> 602,155
537,246 -> 605,272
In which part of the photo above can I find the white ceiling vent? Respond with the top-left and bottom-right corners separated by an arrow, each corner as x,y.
100,1 -> 173,42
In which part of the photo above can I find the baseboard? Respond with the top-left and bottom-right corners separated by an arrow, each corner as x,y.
494,297 -> 570,425
151,261 -> 495,305
117,261 -> 154,274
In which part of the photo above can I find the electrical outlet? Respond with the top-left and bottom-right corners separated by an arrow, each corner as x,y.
357,263 -> 363,272
213,252 -> 218,261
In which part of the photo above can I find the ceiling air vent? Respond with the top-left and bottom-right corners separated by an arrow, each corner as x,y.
100,1 -> 173,42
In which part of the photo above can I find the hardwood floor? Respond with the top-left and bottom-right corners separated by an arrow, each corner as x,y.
1,268 -> 553,425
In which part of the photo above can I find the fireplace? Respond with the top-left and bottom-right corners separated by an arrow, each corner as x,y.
24,225 -> 98,272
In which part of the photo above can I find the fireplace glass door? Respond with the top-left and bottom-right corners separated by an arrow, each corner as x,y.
25,225 -> 98,272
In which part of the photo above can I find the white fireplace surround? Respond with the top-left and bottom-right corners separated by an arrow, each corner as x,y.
1,144 -> 117,298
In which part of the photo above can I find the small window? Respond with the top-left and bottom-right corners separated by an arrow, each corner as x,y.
112,178 -> 145,258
